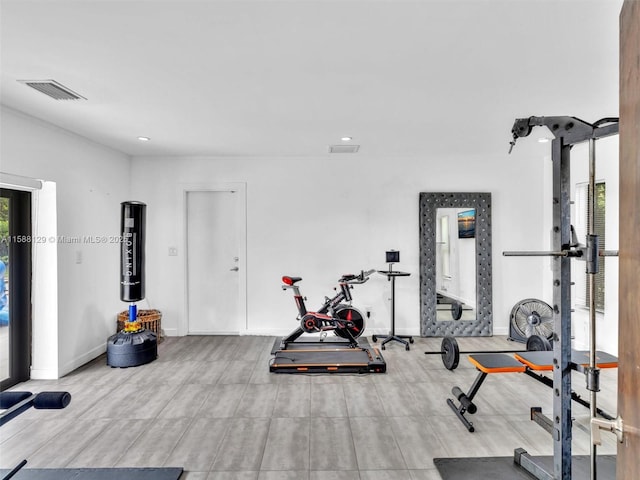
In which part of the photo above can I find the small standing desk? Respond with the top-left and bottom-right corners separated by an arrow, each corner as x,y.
372,270 -> 414,351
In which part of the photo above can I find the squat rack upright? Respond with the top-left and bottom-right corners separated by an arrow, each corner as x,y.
507,116 -> 620,480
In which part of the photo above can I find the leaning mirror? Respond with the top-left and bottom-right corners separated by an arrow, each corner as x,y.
419,193 -> 492,336
435,208 -> 477,322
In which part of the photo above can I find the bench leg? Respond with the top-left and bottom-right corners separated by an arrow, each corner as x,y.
447,371 -> 487,432
447,398 -> 476,432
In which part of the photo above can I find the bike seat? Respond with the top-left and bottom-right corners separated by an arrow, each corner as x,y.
282,276 -> 302,286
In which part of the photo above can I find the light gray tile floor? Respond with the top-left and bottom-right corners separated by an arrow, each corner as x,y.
0,335 -> 619,478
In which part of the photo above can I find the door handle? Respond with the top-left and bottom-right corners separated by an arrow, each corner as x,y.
229,267 -> 239,272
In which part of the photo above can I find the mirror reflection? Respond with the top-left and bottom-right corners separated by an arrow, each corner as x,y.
436,208 -> 476,321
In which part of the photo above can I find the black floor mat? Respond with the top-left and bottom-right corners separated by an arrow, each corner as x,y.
0,467 -> 183,480
434,455 -> 615,479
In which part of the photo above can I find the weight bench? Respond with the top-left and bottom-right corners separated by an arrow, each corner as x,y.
447,350 -> 618,432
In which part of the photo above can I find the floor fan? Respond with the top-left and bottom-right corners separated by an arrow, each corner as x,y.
509,298 -> 554,344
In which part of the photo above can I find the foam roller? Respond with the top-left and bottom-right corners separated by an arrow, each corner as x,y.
1,391 -> 72,427
33,391 -> 72,409
0,391 -> 33,409
452,386 -> 477,414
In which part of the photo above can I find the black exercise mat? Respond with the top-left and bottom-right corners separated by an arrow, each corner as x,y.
434,455 -> 615,479
0,467 -> 183,479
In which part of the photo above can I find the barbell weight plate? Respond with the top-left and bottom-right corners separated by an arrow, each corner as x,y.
526,334 -> 552,352
451,302 -> 463,321
441,336 -> 460,370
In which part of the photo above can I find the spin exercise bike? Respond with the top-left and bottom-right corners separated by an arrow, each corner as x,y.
270,270 -> 387,374
279,269 -> 373,348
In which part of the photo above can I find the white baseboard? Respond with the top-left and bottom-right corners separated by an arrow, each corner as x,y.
161,327 -> 510,339
30,367 -> 60,380
244,328 -> 299,337
362,329 -> 420,337
493,326 -> 509,336
59,343 -> 107,378
163,328 -> 282,337
31,340 -> 106,380
163,328 -> 179,337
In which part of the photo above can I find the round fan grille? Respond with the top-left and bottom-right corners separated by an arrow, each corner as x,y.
510,298 -> 554,340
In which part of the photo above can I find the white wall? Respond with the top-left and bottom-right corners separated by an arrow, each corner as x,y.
0,106 -> 620,377
131,147 -> 552,339
1,106 -> 131,377
0,103 -> 618,377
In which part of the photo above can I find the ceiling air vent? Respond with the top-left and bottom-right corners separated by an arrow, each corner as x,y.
18,79 -> 86,100
328,144 -> 360,154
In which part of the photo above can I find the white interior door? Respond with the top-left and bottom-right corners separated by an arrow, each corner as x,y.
186,190 -> 241,334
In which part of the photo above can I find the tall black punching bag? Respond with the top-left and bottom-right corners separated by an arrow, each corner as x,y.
107,201 -> 156,368
120,201 -> 146,303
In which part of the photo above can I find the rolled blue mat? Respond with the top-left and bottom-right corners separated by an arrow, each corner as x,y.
33,391 -> 72,409
0,391 -> 33,409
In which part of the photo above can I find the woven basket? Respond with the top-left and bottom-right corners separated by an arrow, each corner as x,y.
117,309 -> 163,342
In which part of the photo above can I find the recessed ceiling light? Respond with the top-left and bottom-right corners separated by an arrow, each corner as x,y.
538,137 -> 551,143
341,136 -> 352,142
137,136 -> 150,142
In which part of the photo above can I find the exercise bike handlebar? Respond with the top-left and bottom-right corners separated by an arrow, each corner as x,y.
281,269 -> 375,289
340,269 -> 376,284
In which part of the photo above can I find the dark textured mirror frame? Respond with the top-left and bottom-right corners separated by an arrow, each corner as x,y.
419,192 -> 492,337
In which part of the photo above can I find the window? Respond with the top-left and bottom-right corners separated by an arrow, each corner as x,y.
440,215 -> 450,278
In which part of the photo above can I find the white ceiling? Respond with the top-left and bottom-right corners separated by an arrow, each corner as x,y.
0,0 -> 623,158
